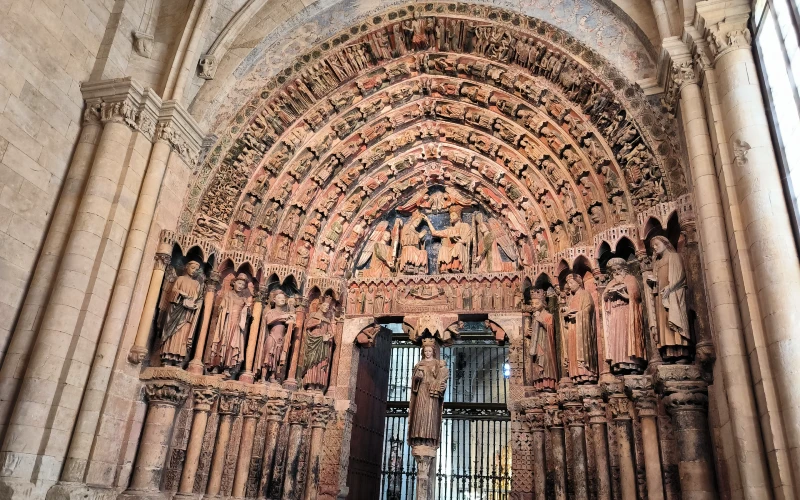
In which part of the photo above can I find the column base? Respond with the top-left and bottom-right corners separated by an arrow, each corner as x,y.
117,489 -> 170,500
0,477 -> 52,500
172,493 -> 203,500
238,371 -> 254,384
45,482 -> 119,500
186,360 -> 205,375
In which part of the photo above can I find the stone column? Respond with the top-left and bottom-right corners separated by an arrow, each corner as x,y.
527,401 -> 547,500
176,387 -> 218,497
259,390 -> 290,497
696,0 -> 800,479
511,400 -> 534,500
656,365 -> 716,500
606,381 -> 636,500
128,248 -> 172,364
544,394 -> 566,500
282,393 -> 312,500
232,395 -> 266,498
662,35 -> 773,497
0,109 -> 101,439
206,391 -> 243,497
626,376 -> 664,500
651,0 -> 674,39
582,386 -> 611,500
187,272 -> 221,374
304,396 -> 333,500
0,86 -> 150,486
317,400 -> 357,500
240,294 -> 265,384
411,446 -> 438,500
121,380 -> 189,496
560,383 -> 588,500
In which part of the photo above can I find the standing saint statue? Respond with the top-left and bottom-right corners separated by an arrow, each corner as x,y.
205,273 -> 253,377
158,260 -> 204,366
397,211 -> 429,274
603,258 -> 646,374
646,235 -> 691,362
408,338 -> 449,500
424,206 -> 472,273
408,339 -> 449,446
525,289 -> 557,391
255,290 -> 296,383
300,297 -> 335,391
562,273 -> 598,384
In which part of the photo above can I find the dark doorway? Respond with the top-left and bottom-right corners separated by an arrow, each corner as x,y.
347,326 -> 393,499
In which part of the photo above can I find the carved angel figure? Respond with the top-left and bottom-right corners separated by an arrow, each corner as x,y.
300,298 -> 335,392
397,211 -> 429,274
603,258 -> 646,374
158,260 -> 204,366
473,214 -> 518,273
205,273 -> 253,376
255,290 -> 296,383
357,221 -> 397,277
408,341 -> 449,447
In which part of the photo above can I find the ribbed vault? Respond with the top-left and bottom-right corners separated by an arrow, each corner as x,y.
181,3 -> 686,277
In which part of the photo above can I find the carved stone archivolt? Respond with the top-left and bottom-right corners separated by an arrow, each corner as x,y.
179,3 -> 686,284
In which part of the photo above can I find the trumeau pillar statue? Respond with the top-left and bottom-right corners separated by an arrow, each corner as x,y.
408,338 -> 449,500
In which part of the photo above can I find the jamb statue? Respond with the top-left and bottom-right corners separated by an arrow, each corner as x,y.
602,258 -> 646,373
158,260 -> 204,366
646,236 -> 692,362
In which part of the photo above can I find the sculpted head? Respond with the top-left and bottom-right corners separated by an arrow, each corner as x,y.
274,291 -> 287,307
608,257 -> 628,279
566,274 -> 583,292
423,345 -> 434,359
650,236 -> 674,257
233,273 -> 248,292
185,261 -> 201,276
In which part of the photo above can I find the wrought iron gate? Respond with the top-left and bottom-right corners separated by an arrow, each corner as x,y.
380,328 -> 511,500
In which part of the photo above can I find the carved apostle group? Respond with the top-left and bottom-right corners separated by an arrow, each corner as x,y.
524,236 -> 692,390
155,263 -> 337,391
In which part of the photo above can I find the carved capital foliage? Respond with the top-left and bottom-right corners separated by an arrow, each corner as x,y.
218,391 -> 244,415
264,394 -> 291,420
243,395 -> 267,417
192,387 -> 219,412
706,23 -> 751,58
154,252 -> 172,271
655,364 -> 708,413
624,375 -> 658,417
145,380 -> 189,407
580,385 -> 606,423
310,400 -> 334,428
562,405 -> 586,426
607,396 -> 631,420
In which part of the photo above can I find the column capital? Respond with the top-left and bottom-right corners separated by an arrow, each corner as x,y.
694,0 -> 752,62
624,375 -> 658,417
218,391 -> 244,416
543,394 -> 562,428
153,252 -> 172,271
602,379 -> 632,420
580,385 -> 607,423
243,395 -> 267,418
287,392 -> 314,425
518,396 -> 546,430
310,398 -> 335,428
264,392 -> 291,421
655,364 -> 709,412
144,380 -> 189,407
192,387 -> 219,412
81,78 -> 161,139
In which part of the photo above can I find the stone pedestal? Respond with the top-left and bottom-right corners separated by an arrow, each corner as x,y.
656,365 -> 716,500
176,388 -> 218,498
411,445 -> 438,500
120,380 -> 188,499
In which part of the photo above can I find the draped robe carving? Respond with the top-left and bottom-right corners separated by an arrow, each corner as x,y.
648,236 -> 691,361
562,274 -> 598,384
408,344 -> 449,447
300,300 -> 335,391
206,273 -> 252,374
603,258 -> 646,373
159,261 -> 204,365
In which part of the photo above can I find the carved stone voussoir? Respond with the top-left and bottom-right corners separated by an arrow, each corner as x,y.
145,380 -> 189,407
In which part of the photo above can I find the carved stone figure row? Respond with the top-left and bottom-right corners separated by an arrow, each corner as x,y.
153,265 -> 338,392
346,275 -> 522,315
522,238 -> 692,390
